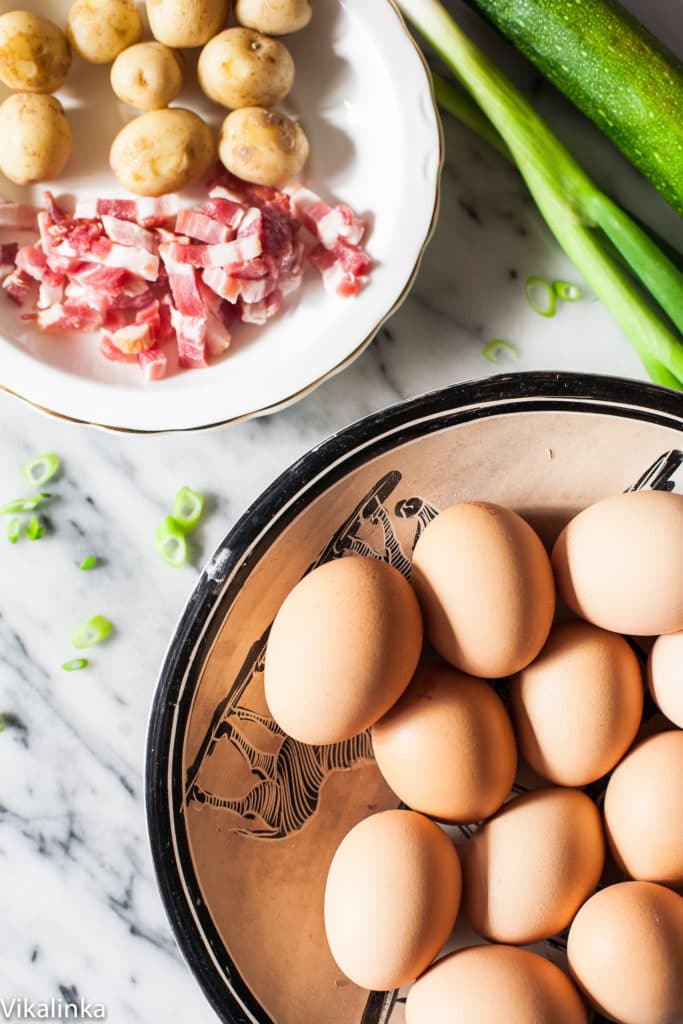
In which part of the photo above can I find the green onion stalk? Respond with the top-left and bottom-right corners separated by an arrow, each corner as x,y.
398,0 -> 683,388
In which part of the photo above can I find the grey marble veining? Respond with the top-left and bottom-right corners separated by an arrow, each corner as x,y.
1,0 -> 681,1020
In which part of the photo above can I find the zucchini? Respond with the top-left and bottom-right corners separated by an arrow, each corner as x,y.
463,0 -> 683,216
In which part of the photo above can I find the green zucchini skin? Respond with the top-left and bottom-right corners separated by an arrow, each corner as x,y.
465,0 -> 683,216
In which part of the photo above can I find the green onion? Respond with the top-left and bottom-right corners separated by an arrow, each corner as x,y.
0,493 -> 50,515
553,280 -> 582,302
22,453 -> 60,487
0,713 -> 5,732
482,339 -> 520,363
156,516 -> 188,568
524,276 -> 557,318
25,516 -> 44,540
397,0 -> 683,388
62,658 -> 89,672
80,556 -> 97,571
7,518 -> 20,544
71,615 -> 113,649
173,486 -> 204,533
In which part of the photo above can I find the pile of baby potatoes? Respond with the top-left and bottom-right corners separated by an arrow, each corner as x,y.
0,0 -> 311,194
264,490 -> 683,1024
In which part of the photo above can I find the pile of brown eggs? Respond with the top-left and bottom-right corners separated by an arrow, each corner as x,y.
264,490 -> 683,1024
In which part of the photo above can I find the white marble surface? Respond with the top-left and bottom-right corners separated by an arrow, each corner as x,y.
1,0 -> 681,1020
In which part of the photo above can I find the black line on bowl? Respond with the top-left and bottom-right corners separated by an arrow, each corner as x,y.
146,372 -> 683,1024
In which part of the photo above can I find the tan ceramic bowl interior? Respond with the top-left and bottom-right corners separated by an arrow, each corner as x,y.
147,373 -> 683,1024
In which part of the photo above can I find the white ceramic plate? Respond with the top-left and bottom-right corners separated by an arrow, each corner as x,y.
0,0 -> 441,432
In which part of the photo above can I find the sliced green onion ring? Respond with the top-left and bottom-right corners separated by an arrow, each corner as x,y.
71,615 -> 113,649
7,518 -> 20,544
482,339 -> 520,364
0,493 -> 50,515
553,280 -> 583,302
80,555 -> 97,571
524,276 -> 557,318
22,453 -> 60,487
62,658 -> 89,672
173,486 -> 204,533
156,516 -> 188,567
25,516 -> 44,540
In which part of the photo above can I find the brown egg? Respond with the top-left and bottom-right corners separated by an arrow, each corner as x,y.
648,632 -> 683,728
372,662 -> 517,823
552,490 -> 683,636
324,810 -> 461,991
568,881 -> 683,1024
604,730 -> 683,888
406,945 -> 588,1024
463,787 -> 604,944
509,620 -> 643,786
264,556 -> 423,744
411,502 -> 555,678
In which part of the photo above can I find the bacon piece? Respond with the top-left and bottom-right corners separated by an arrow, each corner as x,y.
74,195 -> 179,226
160,255 -> 206,317
309,243 -> 365,298
241,298 -> 268,325
333,239 -> 373,278
239,275 -> 278,304
110,322 -> 155,354
170,305 -> 208,368
159,234 -> 262,269
37,301 -> 103,332
38,280 -> 65,309
237,207 -> 262,240
64,280 -> 113,316
175,209 -> 234,245
202,266 -> 241,303
287,185 -> 365,249
16,244 -> 47,281
0,242 -> 18,280
3,268 -> 32,305
98,242 -> 160,281
138,345 -> 168,381
101,215 -> 158,253
100,333 -> 135,362
200,197 -> 245,231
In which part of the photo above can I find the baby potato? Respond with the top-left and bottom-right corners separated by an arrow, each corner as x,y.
0,11 -> 71,93
198,28 -> 294,109
67,0 -> 143,64
0,92 -> 72,185
146,0 -> 229,48
110,107 -> 216,196
235,0 -> 312,35
111,42 -> 184,110
219,106 -> 309,186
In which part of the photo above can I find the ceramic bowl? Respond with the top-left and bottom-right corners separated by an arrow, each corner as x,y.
0,0 -> 440,432
146,372 -> 683,1023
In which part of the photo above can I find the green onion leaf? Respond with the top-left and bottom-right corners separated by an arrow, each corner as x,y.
482,339 -> 520,363
71,615 -> 113,649
22,453 -> 60,487
0,493 -> 50,515
25,516 -> 44,541
156,516 -> 188,568
62,658 -> 89,672
173,486 -> 204,533
80,555 -> 97,571
0,713 -> 5,732
524,276 -> 557,318
553,280 -> 582,302
7,518 -> 20,544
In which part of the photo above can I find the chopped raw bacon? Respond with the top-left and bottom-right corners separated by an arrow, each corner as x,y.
175,209 -> 234,245
5,179 -> 372,380
138,345 -> 168,381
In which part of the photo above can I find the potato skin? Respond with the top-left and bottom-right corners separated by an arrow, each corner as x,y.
235,0 -> 311,35
111,42 -> 184,110
110,107 -> 217,196
147,0 -> 230,48
67,0 -> 143,64
198,28 -> 294,110
0,11 -> 71,93
0,92 -> 72,185
219,106 -> 308,186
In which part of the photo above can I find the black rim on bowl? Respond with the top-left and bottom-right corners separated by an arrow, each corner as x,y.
145,372 -> 683,1024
